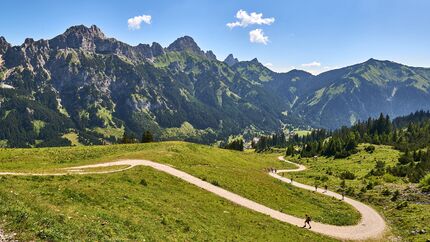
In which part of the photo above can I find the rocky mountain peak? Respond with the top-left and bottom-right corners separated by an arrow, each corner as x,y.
205,50 -> 217,60
49,24 -> 106,51
151,42 -> 165,57
64,25 -> 105,39
224,54 -> 239,66
0,36 -> 10,55
250,58 -> 260,64
167,36 -> 202,54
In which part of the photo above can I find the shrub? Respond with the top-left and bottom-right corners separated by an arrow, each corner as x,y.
382,173 -> 397,183
368,160 -> 386,176
366,181 -> 375,190
223,138 -> 244,151
365,145 -> 375,154
140,179 -> 148,186
381,188 -> 391,196
391,190 -> 400,201
345,187 -> 355,196
339,171 -> 356,180
395,201 -> 408,210
334,151 -> 350,159
419,174 -> 430,192
210,180 -> 220,187
319,175 -> 329,182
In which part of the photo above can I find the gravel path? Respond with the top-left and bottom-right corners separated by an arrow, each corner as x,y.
0,228 -> 16,242
0,157 -> 386,240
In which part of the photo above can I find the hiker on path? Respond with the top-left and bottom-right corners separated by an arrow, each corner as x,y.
323,184 -> 328,193
303,214 -> 312,229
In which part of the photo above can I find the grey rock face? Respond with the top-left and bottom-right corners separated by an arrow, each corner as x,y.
167,36 -> 203,54
224,54 -> 238,66
0,36 -> 11,55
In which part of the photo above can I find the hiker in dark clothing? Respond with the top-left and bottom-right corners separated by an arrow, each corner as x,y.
303,214 -> 312,229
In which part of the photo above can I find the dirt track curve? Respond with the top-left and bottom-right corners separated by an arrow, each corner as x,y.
0,156 -> 386,241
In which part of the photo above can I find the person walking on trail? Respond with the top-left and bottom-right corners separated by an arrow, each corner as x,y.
323,184 -> 328,193
303,214 -> 312,229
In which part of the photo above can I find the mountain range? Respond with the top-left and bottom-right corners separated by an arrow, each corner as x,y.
1,25 -> 430,147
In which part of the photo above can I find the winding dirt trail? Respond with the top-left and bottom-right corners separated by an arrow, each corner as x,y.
0,157 -> 386,241
271,156 -> 386,240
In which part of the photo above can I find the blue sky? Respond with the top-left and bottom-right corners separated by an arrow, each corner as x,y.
1,0 -> 429,74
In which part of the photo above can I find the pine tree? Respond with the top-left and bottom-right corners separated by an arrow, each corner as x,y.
141,131 -> 154,143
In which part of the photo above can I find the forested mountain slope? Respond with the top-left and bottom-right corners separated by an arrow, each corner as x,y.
1,25 -> 430,147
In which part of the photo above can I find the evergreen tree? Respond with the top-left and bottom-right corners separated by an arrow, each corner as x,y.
141,131 -> 154,143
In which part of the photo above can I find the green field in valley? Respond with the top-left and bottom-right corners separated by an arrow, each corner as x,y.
0,142 -> 362,241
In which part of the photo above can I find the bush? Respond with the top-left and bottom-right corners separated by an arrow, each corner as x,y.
339,171 -> 356,180
345,187 -> 355,196
419,174 -> 430,192
365,145 -> 376,154
395,201 -> 408,210
319,175 -> 329,182
366,181 -> 375,190
140,179 -> 148,186
381,188 -> 391,196
368,160 -> 386,176
382,173 -> 397,183
391,190 -> 400,201
223,138 -> 244,151
334,151 -> 350,159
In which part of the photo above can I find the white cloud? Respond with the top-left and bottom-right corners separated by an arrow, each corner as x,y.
264,63 -> 274,68
227,9 -> 275,29
249,29 -> 269,45
128,15 -> 152,30
301,61 -> 321,67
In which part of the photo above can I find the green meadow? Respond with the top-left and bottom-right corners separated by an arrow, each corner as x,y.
0,142 -> 360,241
286,144 -> 430,242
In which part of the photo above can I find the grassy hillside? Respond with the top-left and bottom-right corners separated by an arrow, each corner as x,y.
0,142 -> 360,241
286,144 -> 430,242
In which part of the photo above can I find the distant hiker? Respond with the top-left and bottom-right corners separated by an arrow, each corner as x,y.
315,184 -> 318,191
323,184 -> 328,193
290,178 -> 293,184
303,214 -> 312,229
341,191 -> 345,200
